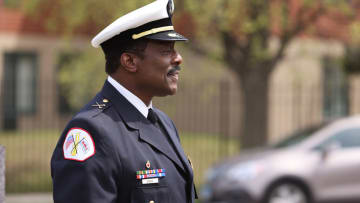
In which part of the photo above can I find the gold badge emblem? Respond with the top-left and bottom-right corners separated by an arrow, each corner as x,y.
146,160 -> 151,169
168,33 -> 177,37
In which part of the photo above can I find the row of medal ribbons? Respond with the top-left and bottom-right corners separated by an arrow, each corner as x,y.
136,169 -> 166,179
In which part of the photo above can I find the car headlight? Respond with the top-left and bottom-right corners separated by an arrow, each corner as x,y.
225,161 -> 264,182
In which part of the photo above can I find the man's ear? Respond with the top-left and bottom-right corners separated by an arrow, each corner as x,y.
120,53 -> 139,73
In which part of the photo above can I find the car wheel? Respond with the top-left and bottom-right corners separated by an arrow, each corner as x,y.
265,182 -> 309,203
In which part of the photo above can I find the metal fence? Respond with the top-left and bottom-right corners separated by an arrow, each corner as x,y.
1,74 -> 360,193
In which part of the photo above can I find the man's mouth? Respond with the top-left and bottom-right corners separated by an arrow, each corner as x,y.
167,66 -> 181,77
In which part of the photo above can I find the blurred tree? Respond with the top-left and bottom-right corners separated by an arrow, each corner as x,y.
22,0 -> 357,148
56,49 -> 106,111
179,0 -> 357,148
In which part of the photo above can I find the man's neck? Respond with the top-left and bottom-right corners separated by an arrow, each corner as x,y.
109,75 -> 152,106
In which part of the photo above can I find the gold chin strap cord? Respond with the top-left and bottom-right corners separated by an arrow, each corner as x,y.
132,26 -> 174,39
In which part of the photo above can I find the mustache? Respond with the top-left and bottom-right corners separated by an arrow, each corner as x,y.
168,66 -> 181,74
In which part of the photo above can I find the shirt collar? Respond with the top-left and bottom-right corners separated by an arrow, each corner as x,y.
107,76 -> 152,118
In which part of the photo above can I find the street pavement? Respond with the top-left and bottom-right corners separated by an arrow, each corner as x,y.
6,193 -> 52,203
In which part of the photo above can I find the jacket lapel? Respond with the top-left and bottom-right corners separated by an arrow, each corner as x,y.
155,109 -> 194,179
100,81 -> 187,173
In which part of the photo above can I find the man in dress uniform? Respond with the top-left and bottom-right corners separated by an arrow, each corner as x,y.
51,0 -> 197,202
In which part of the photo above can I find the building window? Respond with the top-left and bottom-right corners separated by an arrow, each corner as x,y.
3,52 -> 37,129
322,56 -> 349,119
18,57 -> 37,113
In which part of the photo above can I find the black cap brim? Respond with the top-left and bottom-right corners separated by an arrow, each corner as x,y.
144,30 -> 188,41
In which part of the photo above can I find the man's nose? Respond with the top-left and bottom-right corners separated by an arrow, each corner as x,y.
172,51 -> 183,66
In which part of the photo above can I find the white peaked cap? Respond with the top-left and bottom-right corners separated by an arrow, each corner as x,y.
91,0 -> 187,48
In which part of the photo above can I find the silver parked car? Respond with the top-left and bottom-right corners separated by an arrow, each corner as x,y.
201,116 -> 360,203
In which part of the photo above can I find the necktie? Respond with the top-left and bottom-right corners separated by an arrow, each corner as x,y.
147,109 -> 169,141
147,108 -> 158,124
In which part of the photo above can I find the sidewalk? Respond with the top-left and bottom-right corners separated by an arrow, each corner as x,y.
6,193 -> 52,203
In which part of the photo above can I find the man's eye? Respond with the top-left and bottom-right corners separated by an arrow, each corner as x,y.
161,50 -> 173,54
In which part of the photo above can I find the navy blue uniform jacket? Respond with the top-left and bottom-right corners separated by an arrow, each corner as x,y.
51,81 -> 196,203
